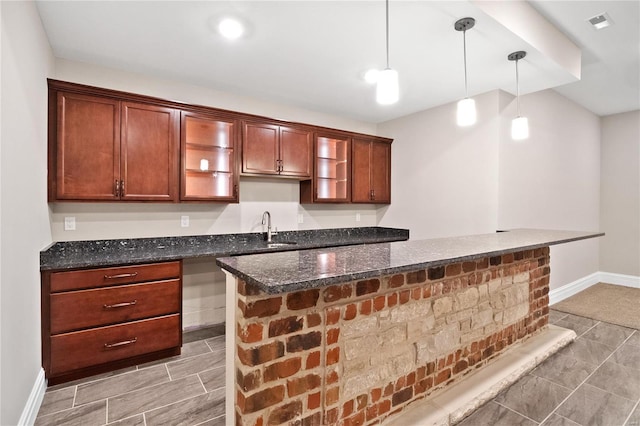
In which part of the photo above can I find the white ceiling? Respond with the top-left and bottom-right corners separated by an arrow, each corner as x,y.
36,1 -> 639,123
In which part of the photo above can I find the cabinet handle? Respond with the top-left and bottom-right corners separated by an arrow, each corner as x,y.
233,184 -> 238,197
103,300 -> 137,309
114,180 -> 120,197
120,180 -> 125,197
104,272 -> 138,280
370,189 -> 375,200
104,337 -> 137,349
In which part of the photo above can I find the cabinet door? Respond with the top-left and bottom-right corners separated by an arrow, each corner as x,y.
315,134 -> 350,202
181,112 -> 238,201
242,122 -> 279,175
351,139 -> 373,203
121,102 -> 179,201
55,92 -> 120,200
279,126 -> 312,177
370,141 -> 391,203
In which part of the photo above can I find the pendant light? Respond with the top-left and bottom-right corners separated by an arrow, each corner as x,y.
376,0 -> 399,105
508,51 -> 529,140
454,17 -> 476,126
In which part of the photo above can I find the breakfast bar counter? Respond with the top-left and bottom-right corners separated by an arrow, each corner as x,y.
216,229 -> 602,426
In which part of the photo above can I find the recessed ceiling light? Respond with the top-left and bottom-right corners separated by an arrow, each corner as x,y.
588,13 -> 613,30
218,18 -> 244,40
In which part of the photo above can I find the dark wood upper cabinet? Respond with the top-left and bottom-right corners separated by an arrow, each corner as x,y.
121,102 -> 179,201
49,84 -> 179,202
242,121 -> 312,178
54,92 -> 121,200
300,133 -> 351,203
351,138 -> 391,204
181,111 -> 239,202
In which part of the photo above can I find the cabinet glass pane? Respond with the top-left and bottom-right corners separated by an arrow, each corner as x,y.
185,117 -> 232,147
316,137 -> 348,200
185,147 -> 232,173
184,171 -> 233,198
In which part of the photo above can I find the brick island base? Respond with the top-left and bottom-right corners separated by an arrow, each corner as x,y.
224,248 -> 551,426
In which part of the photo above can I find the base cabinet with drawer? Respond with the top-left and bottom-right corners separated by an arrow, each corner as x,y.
41,261 -> 183,385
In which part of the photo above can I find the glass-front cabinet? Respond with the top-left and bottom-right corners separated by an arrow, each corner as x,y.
314,134 -> 350,202
181,112 -> 238,202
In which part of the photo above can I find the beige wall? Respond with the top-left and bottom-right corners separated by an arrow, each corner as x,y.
600,111 -> 640,276
378,88 -> 602,292
1,1 -> 55,424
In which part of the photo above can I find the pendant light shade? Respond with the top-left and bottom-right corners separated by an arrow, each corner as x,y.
508,51 -> 529,140
455,17 -> 476,126
376,0 -> 398,105
377,68 -> 399,105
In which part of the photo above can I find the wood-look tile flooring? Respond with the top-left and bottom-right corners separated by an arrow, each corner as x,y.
36,311 -> 640,426
35,327 -> 225,426
460,309 -> 640,426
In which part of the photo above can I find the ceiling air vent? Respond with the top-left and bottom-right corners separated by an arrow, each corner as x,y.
588,13 -> 613,30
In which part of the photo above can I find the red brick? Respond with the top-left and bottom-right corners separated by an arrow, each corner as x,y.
269,316 -> 303,337
326,347 -> 340,365
383,383 -> 394,397
324,285 -> 352,303
391,388 -> 413,406
327,370 -> 339,384
237,368 -> 261,392
326,307 -> 340,325
325,408 -> 339,424
446,263 -> 462,276
239,297 -> 282,319
378,399 -> 391,415
435,368 -> 451,385
503,253 -> 514,264
264,357 -> 301,381
306,351 -> 321,369
453,359 -> 468,375
327,328 -> 340,345
237,341 -> 284,366
287,331 -> 322,353
371,388 -> 382,403
389,274 -> 405,288
342,400 -> 354,418
373,295 -> 386,311
344,410 -> 365,426
406,372 -> 416,386
308,392 -> 321,410
395,376 -> 405,391
462,261 -> 477,273
306,312 -> 322,328
326,386 -> 340,405
238,280 -> 260,296
238,323 -> 263,343
356,279 -> 380,296
302,412 -> 321,426
287,374 -> 321,397
428,266 -> 445,280
360,300 -> 372,315
366,404 -> 378,421
344,304 -> 357,320
411,287 -> 421,300
356,394 -> 368,410
237,385 -> 285,413
407,270 -> 427,284
267,400 -> 302,425
414,377 -> 433,394
287,289 -> 320,310
476,257 -> 489,269
387,293 -> 398,307
399,289 -> 411,304
423,285 -> 432,299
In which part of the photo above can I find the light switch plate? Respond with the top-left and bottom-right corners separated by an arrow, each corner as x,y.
181,215 -> 189,227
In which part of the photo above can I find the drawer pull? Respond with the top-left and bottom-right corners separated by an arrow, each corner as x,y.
103,300 -> 137,309
104,272 -> 138,280
104,337 -> 137,349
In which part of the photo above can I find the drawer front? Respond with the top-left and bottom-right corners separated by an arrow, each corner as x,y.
50,314 -> 180,375
50,261 -> 181,292
50,279 -> 180,334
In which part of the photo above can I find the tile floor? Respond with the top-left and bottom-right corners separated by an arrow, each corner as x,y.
36,311 -> 640,426
460,309 -> 640,426
35,327 -> 226,426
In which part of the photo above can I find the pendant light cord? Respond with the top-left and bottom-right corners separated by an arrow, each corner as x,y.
515,58 -> 521,117
385,0 -> 390,69
463,29 -> 468,98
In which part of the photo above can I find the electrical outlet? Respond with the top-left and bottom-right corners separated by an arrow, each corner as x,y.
64,216 -> 76,231
356,213 -> 361,222
298,214 -> 304,224
181,215 -> 190,227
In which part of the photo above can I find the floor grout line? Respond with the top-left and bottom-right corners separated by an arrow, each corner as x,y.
493,400 -> 541,424
623,399 -> 640,426
537,324 -> 636,425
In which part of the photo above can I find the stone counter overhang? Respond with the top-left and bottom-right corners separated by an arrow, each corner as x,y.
39,226 -> 409,271
215,229 -> 604,294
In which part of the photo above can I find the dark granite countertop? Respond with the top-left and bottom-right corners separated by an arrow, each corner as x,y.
39,227 -> 409,271
216,229 -> 604,294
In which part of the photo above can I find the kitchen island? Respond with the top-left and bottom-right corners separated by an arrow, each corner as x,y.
216,229 -> 602,426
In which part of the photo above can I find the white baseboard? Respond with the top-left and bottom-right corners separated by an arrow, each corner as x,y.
549,271 -> 640,306
18,368 -> 46,426
598,271 -> 640,288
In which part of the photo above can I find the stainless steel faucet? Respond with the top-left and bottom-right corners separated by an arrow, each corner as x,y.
261,211 -> 276,242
